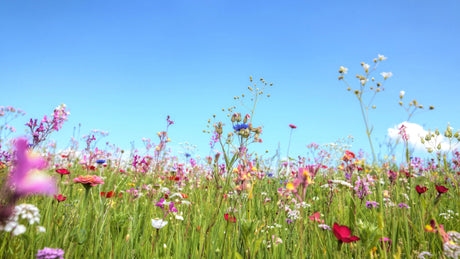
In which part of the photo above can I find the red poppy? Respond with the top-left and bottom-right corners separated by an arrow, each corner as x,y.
289,124 -> 297,129
89,165 -> 96,171
164,194 -> 169,199
224,213 -> 236,223
54,194 -> 67,202
181,193 -> 188,199
55,168 -> 70,175
415,185 -> 428,195
333,223 -> 360,243
435,185 -> 449,194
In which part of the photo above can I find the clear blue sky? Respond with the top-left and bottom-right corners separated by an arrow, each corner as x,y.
1,0 -> 459,162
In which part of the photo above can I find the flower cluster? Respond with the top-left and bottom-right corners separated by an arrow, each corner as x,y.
0,204 -> 44,236
25,104 -> 69,148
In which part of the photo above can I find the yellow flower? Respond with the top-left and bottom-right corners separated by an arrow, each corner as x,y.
286,182 -> 295,191
383,190 -> 390,198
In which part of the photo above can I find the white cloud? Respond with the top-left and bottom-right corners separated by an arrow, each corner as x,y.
387,121 -> 459,152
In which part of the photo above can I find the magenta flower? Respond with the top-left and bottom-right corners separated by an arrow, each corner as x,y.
36,247 -> 64,259
9,138 -> 56,197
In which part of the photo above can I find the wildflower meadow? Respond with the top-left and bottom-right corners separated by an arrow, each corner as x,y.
0,54 -> 459,259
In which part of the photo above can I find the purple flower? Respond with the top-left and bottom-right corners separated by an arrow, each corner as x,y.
398,203 -> 410,209
9,138 -> 56,197
36,247 -> 64,259
169,201 -> 178,213
285,219 -> 294,224
155,198 -> 165,208
318,224 -> 331,231
365,201 -> 380,209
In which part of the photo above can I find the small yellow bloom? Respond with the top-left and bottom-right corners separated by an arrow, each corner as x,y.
383,190 -> 390,198
425,225 -> 434,232
286,182 -> 295,191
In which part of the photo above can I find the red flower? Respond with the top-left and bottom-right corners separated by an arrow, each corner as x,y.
342,150 -> 355,162
181,193 -> 188,199
435,185 -> 448,194
101,191 -> 116,198
333,223 -> 360,243
224,213 -> 236,223
54,194 -> 67,202
415,185 -> 428,195
55,168 -> 70,175
308,212 -> 324,223
289,124 -> 297,129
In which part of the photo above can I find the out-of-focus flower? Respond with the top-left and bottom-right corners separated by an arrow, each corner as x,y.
55,168 -> 70,175
365,201 -> 379,209
380,72 -> 393,79
54,194 -> 66,202
417,251 -> 433,259
308,212 -> 324,224
233,123 -> 249,132
96,159 -> 106,165
8,138 -> 56,198
36,247 -> 64,259
339,66 -> 348,74
333,223 -> 360,243
378,54 -> 387,61
318,224 -> 331,231
398,203 -> 410,209
436,185 -> 449,194
151,218 -> 168,229
416,185 -> 428,195
400,91 -> 405,99
289,124 -> 297,129
73,175 -> 104,187
224,213 -> 236,223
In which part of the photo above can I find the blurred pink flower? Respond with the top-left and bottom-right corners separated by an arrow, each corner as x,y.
73,175 -> 104,187
289,124 -> 297,129
9,138 -> 56,197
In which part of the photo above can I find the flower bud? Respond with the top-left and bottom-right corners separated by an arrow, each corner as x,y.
437,143 -> 442,150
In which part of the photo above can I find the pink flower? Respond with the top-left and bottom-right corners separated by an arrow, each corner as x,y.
9,138 -> 57,197
289,124 -> 297,129
73,175 -> 104,187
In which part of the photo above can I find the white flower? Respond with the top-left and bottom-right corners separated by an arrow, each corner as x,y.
378,54 -> 387,61
362,63 -> 370,72
339,66 -> 348,74
181,200 -> 191,205
151,218 -> 168,229
417,251 -> 433,259
37,226 -> 46,233
400,91 -> 405,98
360,79 -> 368,85
380,72 -> 393,79
163,244 -> 167,248
12,225 -> 26,236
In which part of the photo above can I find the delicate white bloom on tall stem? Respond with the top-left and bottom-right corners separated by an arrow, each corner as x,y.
400,91 -> 405,98
381,72 -> 393,79
362,63 -> 370,73
151,218 -> 168,229
378,54 -> 387,61
339,66 -> 348,74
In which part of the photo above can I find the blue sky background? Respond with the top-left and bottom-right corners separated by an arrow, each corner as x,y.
1,0 -> 459,163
